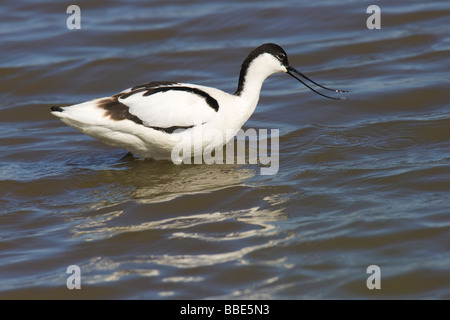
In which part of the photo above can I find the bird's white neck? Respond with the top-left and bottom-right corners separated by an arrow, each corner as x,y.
233,53 -> 283,122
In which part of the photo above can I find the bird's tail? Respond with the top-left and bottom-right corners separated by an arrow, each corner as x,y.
51,106 -> 64,112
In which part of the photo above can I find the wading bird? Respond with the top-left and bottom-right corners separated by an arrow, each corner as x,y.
51,43 -> 347,162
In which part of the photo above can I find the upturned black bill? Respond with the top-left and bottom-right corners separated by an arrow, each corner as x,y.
287,66 -> 348,100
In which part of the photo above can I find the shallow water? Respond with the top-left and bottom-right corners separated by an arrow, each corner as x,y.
1,0 -> 449,299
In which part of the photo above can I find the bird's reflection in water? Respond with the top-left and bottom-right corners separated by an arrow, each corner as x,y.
70,159 -> 279,239
68,157 -> 291,287
129,161 -> 256,204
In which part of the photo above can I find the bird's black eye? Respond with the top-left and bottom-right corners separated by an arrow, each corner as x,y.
276,53 -> 286,61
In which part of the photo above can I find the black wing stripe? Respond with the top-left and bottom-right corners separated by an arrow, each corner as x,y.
130,81 -> 179,91
98,97 -> 195,133
120,86 -> 220,112
150,125 -> 195,134
98,95 -> 143,125
97,83 -> 218,133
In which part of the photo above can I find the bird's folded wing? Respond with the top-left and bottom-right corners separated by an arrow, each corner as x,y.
119,85 -> 218,129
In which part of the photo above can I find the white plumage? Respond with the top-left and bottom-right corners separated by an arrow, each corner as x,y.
51,43 -> 346,162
